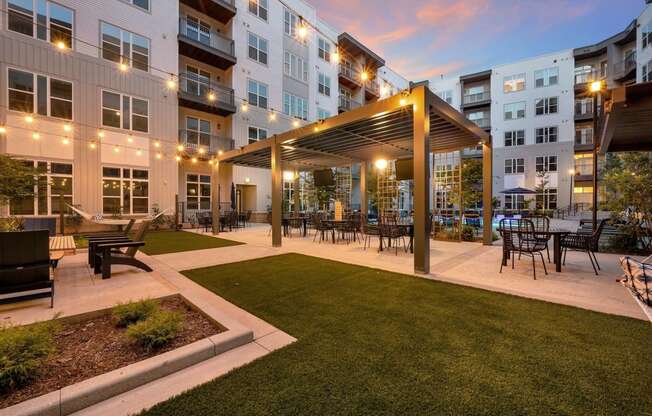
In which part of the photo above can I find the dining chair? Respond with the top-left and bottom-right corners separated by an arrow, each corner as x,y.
499,218 -> 548,279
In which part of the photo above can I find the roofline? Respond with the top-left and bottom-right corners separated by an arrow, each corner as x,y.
573,19 -> 637,59
459,69 -> 492,83
337,32 -> 386,68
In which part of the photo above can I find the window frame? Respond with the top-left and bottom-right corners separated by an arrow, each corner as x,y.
9,159 -> 74,216
248,32 -> 268,65
535,126 -> 558,144
534,67 -> 559,88
503,73 -> 526,93
101,89 -> 149,133
318,72 -> 331,97
283,92 -> 308,121
248,0 -> 268,21
283,50 -> 308,83
248,125 -> 268,144
536,188 -> 557,210
504,158 -> 525,175
185,116 -> 211,147
7,0 -> 74,48
535,155 -> 558,173
247,79 -> 268,109
504,130 -> 525,147
102,166 -> 149,215
503,101 -> 526,120
318,38 -> 331,62
317,108 -> 331,120
7,67 -> 73,121
185,173 -> 211,211
535,96 -> 558,116
100,21 -> 150,72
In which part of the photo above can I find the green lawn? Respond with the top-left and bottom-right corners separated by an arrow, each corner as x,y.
138,230 -> 243,255
142,254 -> 651,415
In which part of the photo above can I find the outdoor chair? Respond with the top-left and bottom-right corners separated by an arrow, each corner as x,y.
361,218 -> 380,250
379,216 -> 407,255
561,219 -> 607,275
245,210 -> 252,227
619,255 -> 651,306
312,214 -> 334,243
287,216 -> 304,237
529,215 -> 551,262
82,218 -> 136,240
266,211 -> 273,236
93,221 -> 153,279
196,212 -> 212,232
0,230 -> 54,307
499,218 -> 548,279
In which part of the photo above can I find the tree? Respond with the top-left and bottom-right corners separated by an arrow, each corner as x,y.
534,171 -> 550,211
0,155 -> 38,206
449,159 -> 483,211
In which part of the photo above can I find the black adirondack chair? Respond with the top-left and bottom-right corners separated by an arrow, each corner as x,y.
94,221 -> 153,279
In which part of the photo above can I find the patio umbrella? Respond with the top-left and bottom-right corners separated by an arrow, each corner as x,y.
500,187 -> 537,195
230,183 -> 237,211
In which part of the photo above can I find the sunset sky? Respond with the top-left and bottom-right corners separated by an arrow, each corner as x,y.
307,0 -> 645,81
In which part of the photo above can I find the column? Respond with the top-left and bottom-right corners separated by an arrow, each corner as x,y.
360,161 -> 367,219
271,139 -> 282,247
211,162 -> 220,235
412,88 -> 431,274
482,139 -> 493,245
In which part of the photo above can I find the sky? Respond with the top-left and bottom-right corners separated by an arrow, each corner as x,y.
307,0 -> 645,82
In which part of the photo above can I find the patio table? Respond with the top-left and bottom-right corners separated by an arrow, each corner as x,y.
283,216 -> 307,237
497,227 -> 570,273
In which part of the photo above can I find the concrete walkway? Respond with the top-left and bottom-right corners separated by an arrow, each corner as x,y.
173,225 -> 647,321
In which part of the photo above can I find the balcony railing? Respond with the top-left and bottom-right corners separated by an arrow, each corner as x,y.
339,63 -> 361,85
338,95 -> 361,111
469,117 -> 491,129
365,80 -> 380,96
575,130 -> 594,145
612,52 -> 637,79
463,91 -> 491,105
178,72 -> 235,107
574,68 -> 599,85
178,17 -> 234,57
575,101 -> 593,117
179,129 -> 234,155
574,162 -> 593,176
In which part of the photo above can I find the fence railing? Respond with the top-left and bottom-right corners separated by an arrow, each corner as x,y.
339,63 -> 361,84
338,95 -> 362,111
463,91 -> 491,105
179,129 -> 234,155
612,52 -> 637,78
179,17 -> 234,56
178,72 -> 235,107
575,101 -> 593,117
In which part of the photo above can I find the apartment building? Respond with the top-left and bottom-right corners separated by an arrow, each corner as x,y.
0,0 -> 179,222
432,0 -> 652,213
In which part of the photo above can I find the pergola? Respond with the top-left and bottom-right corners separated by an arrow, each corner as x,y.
213,85 -> 492,274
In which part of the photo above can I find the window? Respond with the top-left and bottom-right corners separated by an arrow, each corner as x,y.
504,195 -> 525,210
10,160 -> 73,216
535,126 -> 558,144
575,65 -> 594,84
575,127 -> 593,145
643,60 -> 652,82
247,80 -> 268,109
101,22 -> 149,71
125,0 -> 149,11
185,65 -> 210,96
318,38 -> 331,62
504,158 -> 524,174
283,51 -> 308,82
599,60 -> 608,78
643,20 -> 652,49
102,167 -> 148,215
185,117 -> 210,147
535,155 -> 557,173
8,0 -> 74,48
535,97 -> 558,115
467,111 -> 489,128
8,68 -> 73,120
248,126 -> 267,144
504,130 -> 525,147
317,108 -> 331,120
248,0 -> 268,21
283,92 -> 308,120
534,67 -> 558,88
318,73 -> 331,96
536,188 -> 557,210
437,90 -> 453,104
186,174 -> 211,210
503,73 -> 525,93
248,32 -> 268,65
185,15 -> 210,45
284,7 -> 300,39
504,102 -> 525,120
102,91 -> 148,132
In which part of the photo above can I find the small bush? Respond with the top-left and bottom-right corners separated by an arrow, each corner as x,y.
461,225 -> 476,242
126,311 -> 183,352
112,299 -> 159,327
0,321 -> 59,391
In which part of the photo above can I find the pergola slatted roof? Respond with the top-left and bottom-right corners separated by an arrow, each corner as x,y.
219,87 -> 489,170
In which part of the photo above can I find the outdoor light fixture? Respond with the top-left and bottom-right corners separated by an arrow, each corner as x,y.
119,63 -> 128,72
127,135 -> 133,143
399,98 -> 407,106
283,171 -> 295,181
361,71 -> 369,81
63,124 -> 72,132
62,138 -> 70,145
113,146 -> 119,153
166,79 -> 177,90
154,141 -> 160,148
208,92 -> 216,101
269,112 -> 277,121
241,101 -> 248,112
177,145 -> 184,152
0,126 -> 6,134
156,152 -> 162,159
136,149 -> 142,156
191,157 -> 198,164
98,130 -> 105,138
298,19 -> 308,38
56,41 -> 66,50
375,159 -> 388,170
25,115 -> 34,123
590,81 -> 603,93
293,119 -> 300,128
218,150 -> 224,155
32,132 -> 40,140
89,142 -> 97,149
245,177 -> 251,183
198,148 -> 206,154
569,169 -> 575,175
331,51 -> 340,63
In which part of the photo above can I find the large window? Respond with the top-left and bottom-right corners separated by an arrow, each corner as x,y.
504,158 -> 525,174
318,38 -> 331,62
504,102 -> 525,120
247,79 -> 268,109
536,188 -> 557,210
248,126 -> 268,144
504,194 -> 525,210
101,22 -> 149,72
534,67 -> 558,88
248,32 -> 268,65
102,91 -> 148,132
535,155 -> 557,173
318,73 -> 331,96
186,174 -> 211,211
535,97 -> 558,116
643,20 -> 652,49
102,167 -> 148,215
283,92 -> 308,120
10,160 -> 73,216
185,117 -> 210,147
503,73 -> 525,93
283,7 -> 300,39
185,65 -> 210,96
535,126 -> 558,144
643,60 -> 652,82
8,68 -> 73,120
317,108 -> 331,120
8,0 -> 73,48
283,51 -> 308,82
248,0 -> 268,21
504,130 -> 525,147
185,15 -> 210,45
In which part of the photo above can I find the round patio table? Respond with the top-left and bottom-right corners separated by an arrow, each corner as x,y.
497,227 -> 570,272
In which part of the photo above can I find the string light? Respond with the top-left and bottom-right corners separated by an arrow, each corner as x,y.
62,138 -> 70,145
208,160 -> 214,165
136,149 -> 142,156
154,140 -> 160,148
191,157 -> 198,164
113,146 -> 120,153
292,119 -> 300,128
361,71 -> 369,81
166,78 -> 177,90
0,126 -> 6,134
241,102 -> 248,112
269,111 -> 277,121
177,144 -> 184,151
399,98 -> 407,106
331,50 -> 340,64
89,142 -> 97,149
32,132 -> 40,140
25,115 -> 34,123
156,152 -> 162,159
375,159 -> 388,170
298,18 -> 308,39
198,148 -> 206,154
119,63 -> 128,72
98,130 -> 105,138
56,41 -> 66,50
175,155 -> 181,162
127,135 -> 134,143
63,124 -> 72,132
208,92 -> 216,101
217,150 -> 224,156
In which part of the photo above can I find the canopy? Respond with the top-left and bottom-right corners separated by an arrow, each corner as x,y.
500,187 -> 537,195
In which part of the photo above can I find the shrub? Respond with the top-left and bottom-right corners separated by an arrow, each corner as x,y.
0,321 -> 59,391
112,299 -> 159,327
126,311 -> 183,352
461,225 -> 476,242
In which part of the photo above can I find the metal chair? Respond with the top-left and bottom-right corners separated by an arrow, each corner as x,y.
561,219 -> 607,275
499,218 -> 548,280
529,215 -> 551,262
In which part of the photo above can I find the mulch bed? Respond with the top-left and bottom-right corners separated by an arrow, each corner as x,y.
0,296 -> 224,409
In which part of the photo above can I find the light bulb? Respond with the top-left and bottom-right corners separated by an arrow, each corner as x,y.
269,112 -> 277,121
293,119 -> 300,128
198,148 -> 206,154
0,126 -> 6,134
113,146 -> 120,153
241,102 -> 248,112
32,132 -> 40,140
208,92 -> 216,101
56,41 -> 66,50
89,142 -> 97,149
136,149 -> 142,156
63,124 -> 72,132
217,150 -> 224,155
191,157 -> 198,164
166,79 -> 177,90
298,25 -> 307,39
283,171 -> 295,181
361,71 -> 369,81
175,155 -> 181,162
156,153 -> 162,159
331,51 -> 340,63
25,115 -> 34,123
399,98 -> 407,106
127,136 -> 133,143
375,159 -> 388,170
154,141 -> 160,148
98,130 -> 105,138
119,63 -> 128,72
177,145 -> 184,152
62,138 -> 70,145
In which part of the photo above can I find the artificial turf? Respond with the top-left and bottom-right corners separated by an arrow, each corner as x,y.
137,230 -> 243,255
142,253 -> 651,415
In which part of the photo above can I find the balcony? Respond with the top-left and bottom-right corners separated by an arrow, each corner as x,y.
613,52 -> 637,82
178,73 -> 236,116
574,68 -> 599,90
339,63 -> 362,89
179,0 -> 236,24
575,130 -> 594,152
179,129 -> 234,158
462,91 -> 491,108
365,79 -> 380,100
338,95 -> 361,113
178,17 -> 236,70
469,117 -> 490,129
574,101 -> 594,121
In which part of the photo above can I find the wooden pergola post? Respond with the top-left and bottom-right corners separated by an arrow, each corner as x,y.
211,162 -> 221,235
359,161 -> 367,219
482,139 -> 493,245
412,88 -> 431,275
271,138 -> 282,247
